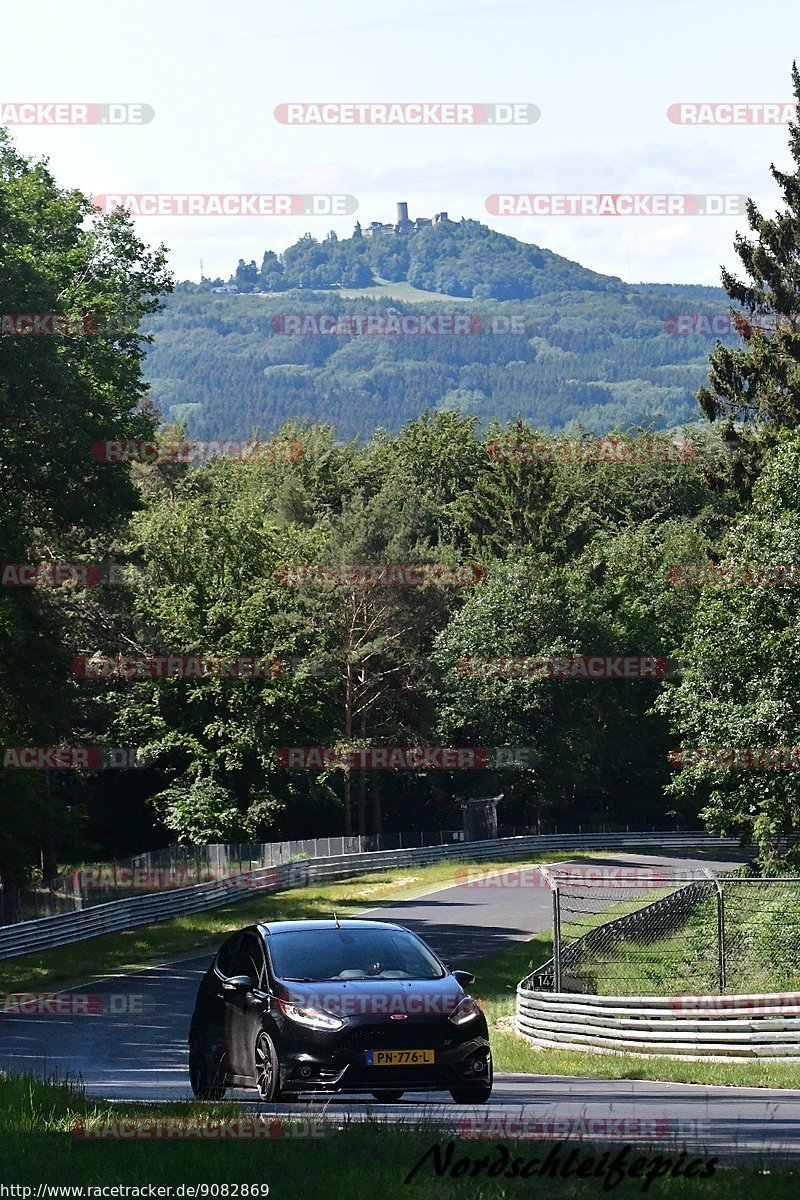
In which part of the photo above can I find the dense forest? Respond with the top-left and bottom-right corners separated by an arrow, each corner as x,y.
144,280 -> 732,441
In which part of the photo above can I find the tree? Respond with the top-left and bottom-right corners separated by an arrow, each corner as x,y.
432,519 -> 708,831
259,251 -> 285,292
234,259 -> 259,292
107,450 -> 336,843
657,434 -> 800,863
0,130 -> 171,885
698,63 -> 800,495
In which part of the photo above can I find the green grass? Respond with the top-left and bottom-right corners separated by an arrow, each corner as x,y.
0,1073 -> 797,1195
257,278 -> 467,302
329,277 -> 468,302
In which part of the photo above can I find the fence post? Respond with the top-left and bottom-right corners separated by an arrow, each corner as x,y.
540,866 -> 561,991
716,879 -> 726,992
705,869 -> 725,992
552,886 -> 562,992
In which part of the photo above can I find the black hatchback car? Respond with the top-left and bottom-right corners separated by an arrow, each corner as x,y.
189,918 -> 492,1102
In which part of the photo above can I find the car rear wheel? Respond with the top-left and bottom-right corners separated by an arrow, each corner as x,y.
370,1090 -> 404,1102
189,1035 -> 226,1100
254,1031 -> 282,1101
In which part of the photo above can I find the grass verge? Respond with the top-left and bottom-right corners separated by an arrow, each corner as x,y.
0,1073 -> 795,1195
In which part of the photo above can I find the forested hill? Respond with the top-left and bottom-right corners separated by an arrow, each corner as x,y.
142,219 -> 732,440
209,218 -> 619,299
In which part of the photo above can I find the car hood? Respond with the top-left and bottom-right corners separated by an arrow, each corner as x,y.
274,976 -> 467,1020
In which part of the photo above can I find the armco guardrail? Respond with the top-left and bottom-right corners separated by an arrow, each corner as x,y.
0,831 -> 739,960
515,989 -> 800,1060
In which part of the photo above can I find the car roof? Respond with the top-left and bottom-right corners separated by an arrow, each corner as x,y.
255,918 -> 407,936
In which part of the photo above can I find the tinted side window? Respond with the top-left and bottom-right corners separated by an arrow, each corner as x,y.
232,933 -> 266,985
216,933 -> 241,977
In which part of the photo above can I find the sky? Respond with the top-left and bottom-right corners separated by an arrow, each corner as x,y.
2,0 -> 799,286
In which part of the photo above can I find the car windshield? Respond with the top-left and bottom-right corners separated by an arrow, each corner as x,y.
268,927 -> 446,982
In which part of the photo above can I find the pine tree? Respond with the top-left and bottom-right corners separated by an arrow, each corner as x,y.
698,63 -> 800,492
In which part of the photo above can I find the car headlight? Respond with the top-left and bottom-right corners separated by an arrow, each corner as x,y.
276,999 -> 346,1031
449,995 -> 482,1025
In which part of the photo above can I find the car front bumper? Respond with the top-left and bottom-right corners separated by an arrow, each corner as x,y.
277,1031 -> 491,1094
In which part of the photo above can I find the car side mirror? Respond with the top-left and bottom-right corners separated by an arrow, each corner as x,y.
452,969 -> 476,988
222,974 -> 256,991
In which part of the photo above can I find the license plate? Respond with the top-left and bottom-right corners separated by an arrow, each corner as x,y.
364,1049 -> 435,1066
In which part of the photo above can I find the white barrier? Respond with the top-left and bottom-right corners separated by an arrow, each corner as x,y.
516,987 -> 800,1061
0,831 -> 738,960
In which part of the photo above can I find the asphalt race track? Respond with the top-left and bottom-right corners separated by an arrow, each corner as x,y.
3,850 -> 799,1159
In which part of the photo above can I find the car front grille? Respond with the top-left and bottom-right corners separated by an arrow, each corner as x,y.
342,1022 -> 453,1054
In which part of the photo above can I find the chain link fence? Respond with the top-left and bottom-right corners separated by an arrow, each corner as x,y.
530,865 -> 800,996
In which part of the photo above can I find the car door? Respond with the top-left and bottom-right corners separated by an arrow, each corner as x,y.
224,930 -> 269,1078
202,932 -> 242,1073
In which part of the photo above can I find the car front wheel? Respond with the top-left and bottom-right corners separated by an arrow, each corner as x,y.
254,1031 -> 282,1101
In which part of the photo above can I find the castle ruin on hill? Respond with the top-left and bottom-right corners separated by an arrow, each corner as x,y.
354,202 -> 450,239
